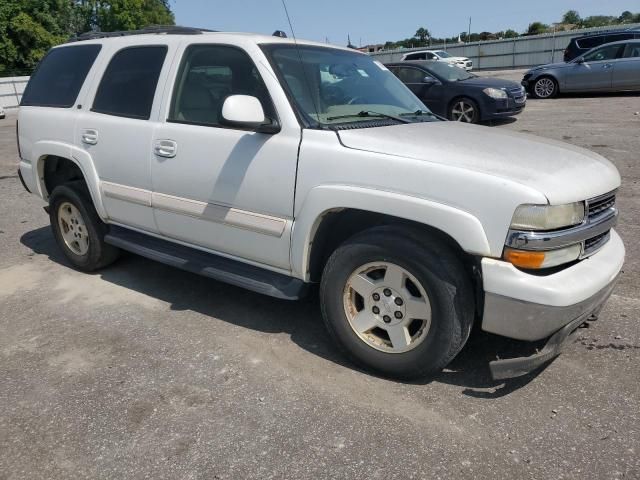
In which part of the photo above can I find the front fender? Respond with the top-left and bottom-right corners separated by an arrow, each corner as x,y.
33,141 -> 107,220
291,185 -> 491,280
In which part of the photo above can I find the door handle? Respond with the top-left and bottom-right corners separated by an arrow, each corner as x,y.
603,63 -> 613,69
81,129 -> 98,145
154,139 -> 177,158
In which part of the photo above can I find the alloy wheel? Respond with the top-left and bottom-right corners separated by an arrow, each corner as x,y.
342,262 -> 432,354
534,78 -> 556,98
57,201 -> 89,256
451,100 -> 477,123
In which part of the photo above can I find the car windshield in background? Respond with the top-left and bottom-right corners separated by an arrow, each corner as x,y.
261,44 -> 434,128
434,51 -> 452,58
424,62 -> 475,82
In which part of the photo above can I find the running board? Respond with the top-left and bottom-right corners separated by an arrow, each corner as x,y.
104,226 -> 308,300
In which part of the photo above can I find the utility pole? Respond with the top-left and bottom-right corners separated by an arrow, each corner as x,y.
468,17 -> 472,42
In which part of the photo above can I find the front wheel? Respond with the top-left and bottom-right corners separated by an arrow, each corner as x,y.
320,226 -> 474,380
531,76 -> 558,99
448,97 -> 480,123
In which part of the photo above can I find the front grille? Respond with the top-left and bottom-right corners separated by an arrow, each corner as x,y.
584,231 -> 611,256
509,87 -> 526,104
588,192 -> 616,220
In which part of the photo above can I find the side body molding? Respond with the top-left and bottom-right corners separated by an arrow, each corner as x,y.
33,141 -> 108,220
290,185 -> 491,280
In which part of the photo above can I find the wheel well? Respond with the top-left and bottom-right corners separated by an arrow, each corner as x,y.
42,156 -> 85,199
308,209 -> 474,280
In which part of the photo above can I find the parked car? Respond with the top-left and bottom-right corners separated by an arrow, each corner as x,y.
564,28 -> 640,62
401,49 -> 473,71
18,27 -> 624,381
523,39 -> 640,99
387,60 -> 526,123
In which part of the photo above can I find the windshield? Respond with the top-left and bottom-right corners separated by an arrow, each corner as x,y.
434,50 -> 451,58
424,62 -> 475,81
261,44 -> 434,128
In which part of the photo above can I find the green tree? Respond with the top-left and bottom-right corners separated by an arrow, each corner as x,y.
414,27 -> 430,44
562,10 -> 581,25
618,11 -> 634,23
504,29 -> 519,38
525,22 -> 549,35
581,15 -> 616,28
0,0 -> 175,74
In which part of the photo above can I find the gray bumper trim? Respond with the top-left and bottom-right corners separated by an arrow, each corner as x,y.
482,275 -> 618,342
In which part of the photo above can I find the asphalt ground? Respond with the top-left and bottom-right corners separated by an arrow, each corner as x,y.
0,77 -> 639,479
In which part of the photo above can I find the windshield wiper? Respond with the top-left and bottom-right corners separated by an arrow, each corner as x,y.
399,109 -> 445,121
326,110 -> 410,123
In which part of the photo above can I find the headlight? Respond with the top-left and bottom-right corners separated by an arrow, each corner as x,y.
483,88 -> 508,99
510,202 -> 585,231
504,244 -> 582,269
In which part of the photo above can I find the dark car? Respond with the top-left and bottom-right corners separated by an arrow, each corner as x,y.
564,29 -> 640,62
386,61 -> 526,123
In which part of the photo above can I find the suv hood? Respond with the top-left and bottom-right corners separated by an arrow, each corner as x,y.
444,57 -> 469,62
337,122 -> 620,204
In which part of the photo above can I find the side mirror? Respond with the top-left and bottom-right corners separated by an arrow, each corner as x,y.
576,57 -> 585,64
422,76 -> 438,85
221,95 -> 266,130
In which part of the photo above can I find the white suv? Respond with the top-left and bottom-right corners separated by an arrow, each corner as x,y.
17,27 -> 624,380
401,49 -> 473,71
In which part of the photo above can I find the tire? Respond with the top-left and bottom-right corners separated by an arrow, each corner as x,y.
448,97 -> 480,123
49,182 -> 120,271
531,76 -> 558,99
320,226 -> 474,380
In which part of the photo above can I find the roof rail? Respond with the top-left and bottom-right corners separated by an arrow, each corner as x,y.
68,25 -> 215,42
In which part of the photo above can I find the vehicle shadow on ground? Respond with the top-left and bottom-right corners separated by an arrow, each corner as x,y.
21,226 -> 548,398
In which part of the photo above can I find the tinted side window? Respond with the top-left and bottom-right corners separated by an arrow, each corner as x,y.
584,44 -> 624,62
623,43 -> 640,58
21,45 -> 101,108
577,36 -> 605,50
92,46 -> 167,119
606,33 -> 633,43
405,53 -> 426,60
168,45 -> 276,127
395,67 -> 425,83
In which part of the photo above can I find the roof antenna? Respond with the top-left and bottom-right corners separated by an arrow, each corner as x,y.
280,0 -> 321,124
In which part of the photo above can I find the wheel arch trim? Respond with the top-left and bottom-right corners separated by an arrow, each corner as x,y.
291,185 -> 491,281
32,141 -> 107,220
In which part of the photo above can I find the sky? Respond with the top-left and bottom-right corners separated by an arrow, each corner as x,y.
172,0 -> 636,47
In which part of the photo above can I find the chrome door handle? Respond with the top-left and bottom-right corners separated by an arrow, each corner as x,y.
81,129 -> 98,145
603,63 -> 613,69
154,139 -> 177,158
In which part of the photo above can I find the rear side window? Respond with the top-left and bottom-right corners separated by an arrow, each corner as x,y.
405,53 -> 426,60
606,33 -> 634,43
21,45 -> 101,108
577,36 -> 606,50
92,46 -> 167,119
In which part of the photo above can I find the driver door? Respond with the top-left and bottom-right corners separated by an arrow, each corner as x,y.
565,44 -> 624,91
393,66 -> 444,113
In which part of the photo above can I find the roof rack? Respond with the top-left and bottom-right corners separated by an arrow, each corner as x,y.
69,25 -> 215,42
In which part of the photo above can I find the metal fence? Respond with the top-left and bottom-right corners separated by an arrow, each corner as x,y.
370,24 -> 640,70
0,76 -> 29,109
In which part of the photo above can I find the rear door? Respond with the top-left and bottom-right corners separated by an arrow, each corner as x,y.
565,44 -> 624,91
612,43 -> 640,89
75,41 -> 173,232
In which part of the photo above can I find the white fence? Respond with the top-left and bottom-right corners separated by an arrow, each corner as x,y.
0,76 -> 28,109
370,24 -> 640,69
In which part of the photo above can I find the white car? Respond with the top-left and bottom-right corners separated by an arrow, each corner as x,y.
402,49 -> 473,71
17,27 -> 623,380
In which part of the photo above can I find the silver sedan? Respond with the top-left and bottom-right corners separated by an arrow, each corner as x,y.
522,40 -> 640,99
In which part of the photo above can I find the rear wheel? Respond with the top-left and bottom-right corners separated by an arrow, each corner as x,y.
49,182 -> 120,271
448,97 -> 480,123
531,76 -> 558,99
320,226 -> 474,380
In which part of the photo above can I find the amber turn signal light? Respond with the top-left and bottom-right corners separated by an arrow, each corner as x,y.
503,248 -> 546,269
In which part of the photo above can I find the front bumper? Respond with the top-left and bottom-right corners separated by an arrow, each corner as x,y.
481,229 -> 624,341
482,96 -> 526,119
